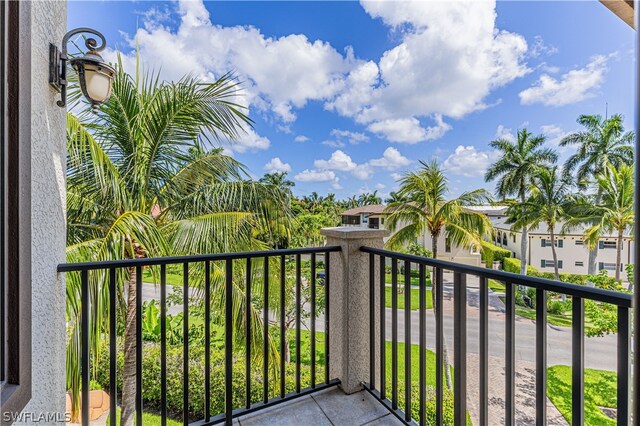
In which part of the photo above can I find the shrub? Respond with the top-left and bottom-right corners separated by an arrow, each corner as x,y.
95,342 -> 321,422
547,300 -> 571,315
503,257 -> 538,275
480,241 -> 511,269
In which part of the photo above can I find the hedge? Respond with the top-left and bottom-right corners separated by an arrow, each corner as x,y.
503,257 -> 539,275
503,258 -> 616,288
95,342 -> 321,422
481,241 -> 511,269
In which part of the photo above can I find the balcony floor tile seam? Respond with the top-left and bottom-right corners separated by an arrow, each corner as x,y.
309,392 -> 337,426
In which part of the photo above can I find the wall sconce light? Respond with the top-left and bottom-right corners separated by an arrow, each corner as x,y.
49,28 -> 115,112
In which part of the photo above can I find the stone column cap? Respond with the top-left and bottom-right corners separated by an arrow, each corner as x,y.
320,226 -> 390,239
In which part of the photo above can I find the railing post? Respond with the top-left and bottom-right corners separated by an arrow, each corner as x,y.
320,227 -> 389,393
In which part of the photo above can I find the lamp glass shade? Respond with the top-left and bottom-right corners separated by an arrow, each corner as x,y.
82,62 -> 114,103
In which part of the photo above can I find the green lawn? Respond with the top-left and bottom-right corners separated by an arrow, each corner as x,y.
385,273 -> 432,287
515,306 -> 598,333
547,365 -> 617,425
106,407 -> 182,426
384,287 -> 433,310
142,268 -> 183,286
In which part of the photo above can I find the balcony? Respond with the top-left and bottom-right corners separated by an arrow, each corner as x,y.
58,227 -> 632,426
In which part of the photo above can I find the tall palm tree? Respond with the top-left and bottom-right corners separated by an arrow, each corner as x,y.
358,191 -> 382,206
564,165 -> 634,282
259,171 -> 295,194
384,160 -> 493,388
485,129 -> 557,275
560,114 -> 634,274
511,166 -> 572,281
385,191 -> 408,204
66,60 -> 290,425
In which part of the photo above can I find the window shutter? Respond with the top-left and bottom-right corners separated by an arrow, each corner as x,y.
599,262 -> 604,270
541,259 -> 545,268
558,260 -> 563,269
599,241 -> 604,250
541,239 -> 546,247
558,240 -> 563,248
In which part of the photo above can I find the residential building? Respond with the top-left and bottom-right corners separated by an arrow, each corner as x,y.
493,216 -> 634,276
340,205 -> 386,229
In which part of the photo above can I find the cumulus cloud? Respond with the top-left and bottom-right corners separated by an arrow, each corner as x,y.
227,128 -> 270,153
112,0 -> 356,123
312,147 -> 411,181
322,140 -> 346,148
294,169 -> 338,182
529,35 -> 558,58
294,135 -> 310,143
314,150 -> 358,172
264,157 -> 291,173
519,55 -> 611,107
330,129 -> 370,144
442,145 -> 499,178
495,124 -> 516,142
368,116 -> 451,144
328,0 -> 529,128
540,124 -> 571,147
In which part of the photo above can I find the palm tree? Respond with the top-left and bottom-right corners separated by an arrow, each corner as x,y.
485,129 -> 557,275
564,164 -> 634,282
66,60 -> 290,425
385,191 -> 407,204
384,160 -> 493,388
259,171 -> 295,194
358,191 -> 382,206
511,166 -> 572,280
560,114 -> 634,274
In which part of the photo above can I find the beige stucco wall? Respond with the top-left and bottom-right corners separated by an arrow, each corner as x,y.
15,0 -> 67,423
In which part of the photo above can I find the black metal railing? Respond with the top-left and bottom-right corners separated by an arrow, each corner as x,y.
57,246 -> 341,426
360,247 -> 633,426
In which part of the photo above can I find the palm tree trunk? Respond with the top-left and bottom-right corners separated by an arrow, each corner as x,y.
520,193 -> 528,275
587,193 -> 602,279
431,233 -> 453,389
120,267 -> 138,426
615,229 -> 623,282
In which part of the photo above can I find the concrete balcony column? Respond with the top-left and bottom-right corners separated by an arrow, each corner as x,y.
320,227 -> 389,393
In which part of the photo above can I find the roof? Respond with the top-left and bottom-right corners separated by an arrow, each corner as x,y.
491,216 -> 633,238
341,204 -> 386,216
465,205 -> 508,216
600,0 -> 634,28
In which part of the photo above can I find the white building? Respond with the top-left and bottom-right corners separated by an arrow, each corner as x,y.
492,216 -> 634,276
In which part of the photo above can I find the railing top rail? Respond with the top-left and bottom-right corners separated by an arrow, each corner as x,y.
361,246 -> 633,307
57,246 -> 342,273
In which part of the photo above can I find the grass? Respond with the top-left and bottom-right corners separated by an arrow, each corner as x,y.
106,407 -> 182,426
142,268 -> 182,286
384,287 -> 433,310
515,305 -> 598,332
547,365 -> 617,425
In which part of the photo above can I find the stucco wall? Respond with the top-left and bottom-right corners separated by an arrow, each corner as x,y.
15,0 -> 67,423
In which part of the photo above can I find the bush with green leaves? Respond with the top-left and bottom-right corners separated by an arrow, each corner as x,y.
480,241 -> 511,268
503,257 -> 538,275
95,342 -> 322,422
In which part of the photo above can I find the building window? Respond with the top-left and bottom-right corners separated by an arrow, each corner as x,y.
541,239 -> 563,248
502,233 -> 507,246
362,214 -> 368,223
341,215 -> 360,225
575,261 -> 584,267
512,234 -> 516,243
599,262 -> 622,271
445,238 -> 451,253
541,260 -> 563,269
599,241 -> 617,250
575,240 -> 583,246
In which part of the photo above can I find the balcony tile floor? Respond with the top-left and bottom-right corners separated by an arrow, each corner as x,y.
237,387 -> 401,426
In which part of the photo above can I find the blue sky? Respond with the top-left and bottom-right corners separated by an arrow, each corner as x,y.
68,1 -> 635,199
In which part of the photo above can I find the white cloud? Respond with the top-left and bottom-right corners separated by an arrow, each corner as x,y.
540,124 -> 570,147
328,1 -> 529,123
264,157 -> 291,173
529,35 -> 558,58
314,150 -> 358,172
442,145 -> 499,178
368,147 -> 411,170
294,169 -> 337,182
113,0 -> 357,123
375,183 -> 386,190
321,140 -> 346,148
519,55 -> 611,107
368,116 -> 451,144
227,128 -> 270,153
294,135 -> 310,143
390,172 -> 402,181
330,129 -> 370,144
312,147 -> 411,181
495,124 -> 516,142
